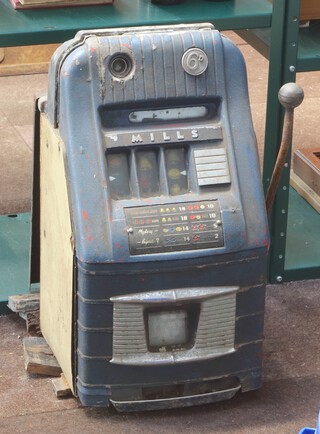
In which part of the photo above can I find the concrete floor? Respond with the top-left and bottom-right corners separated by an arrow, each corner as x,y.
0,32 -> 319,433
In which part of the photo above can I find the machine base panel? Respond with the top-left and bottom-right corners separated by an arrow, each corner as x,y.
76,372 -> 262,410
110,386 -> 241,412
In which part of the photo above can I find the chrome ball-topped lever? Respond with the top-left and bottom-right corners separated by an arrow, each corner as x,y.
265,82 -> 304,216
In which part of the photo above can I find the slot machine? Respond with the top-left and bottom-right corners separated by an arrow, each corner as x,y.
33,23 -> 269,410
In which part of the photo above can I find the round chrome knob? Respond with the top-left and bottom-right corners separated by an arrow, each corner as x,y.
278,82 -> 304,109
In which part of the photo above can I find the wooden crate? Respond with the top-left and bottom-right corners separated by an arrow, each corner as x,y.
269,0 -> 320,21
290,147 -> 320,214
293,148 -> 320,196
300,0 -> 320,20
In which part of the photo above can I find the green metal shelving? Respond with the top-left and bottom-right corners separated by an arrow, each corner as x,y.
257,0 -> 319,283
237,1 -> 320,283
0,214 -> 30,313
297,20 -> 320,71
0,0 -> 272,47
0,0 -> 319,310
237,21 -> 320,72
285,188 -> 320,282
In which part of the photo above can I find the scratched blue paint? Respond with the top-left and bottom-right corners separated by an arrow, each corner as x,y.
47,28 -> 269,265
43,25 -> 270,407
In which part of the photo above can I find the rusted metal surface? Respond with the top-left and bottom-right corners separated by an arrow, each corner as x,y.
266,83 -> 304,216
266,109 -> 294,215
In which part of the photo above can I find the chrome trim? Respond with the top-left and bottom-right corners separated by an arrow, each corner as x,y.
111,286 -> 239,365
110,385 -> 241,412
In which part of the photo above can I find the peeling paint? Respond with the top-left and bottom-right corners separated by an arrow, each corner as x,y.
82,210 -> 88,222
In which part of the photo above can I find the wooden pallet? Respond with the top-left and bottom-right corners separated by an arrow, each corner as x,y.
8,292 -> 40,312
23,336 -> 62,376
8,292 -> 72,398
8,292 -> 41,335
52,374 -> 72,398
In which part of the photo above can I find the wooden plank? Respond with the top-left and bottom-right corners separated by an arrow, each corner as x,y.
300,0 -> 320,21
19,312 -> 27,320
26,310 -> 41,336
290,171 -> 320,214
0,44 -> 59,76
40,113 -> 75,391
23,336 -> 62,377
8,293 -> 40,313
52,374 -> 72,399
293,148 -> 320,196
268,0 -> 320,20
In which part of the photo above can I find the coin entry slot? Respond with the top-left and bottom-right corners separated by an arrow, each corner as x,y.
129,106 -> 208,123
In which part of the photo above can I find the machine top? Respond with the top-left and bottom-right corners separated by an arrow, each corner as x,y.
43,24 -> 269,264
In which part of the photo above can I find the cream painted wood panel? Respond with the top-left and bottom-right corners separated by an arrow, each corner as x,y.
40,113 -> 74,392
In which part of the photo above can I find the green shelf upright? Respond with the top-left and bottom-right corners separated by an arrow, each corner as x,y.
0,0 -> 319,310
